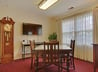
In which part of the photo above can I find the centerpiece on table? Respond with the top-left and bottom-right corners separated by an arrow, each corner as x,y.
48,32 -> 57,42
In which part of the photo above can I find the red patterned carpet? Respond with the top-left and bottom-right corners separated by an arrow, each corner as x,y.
0,58 -> 98,72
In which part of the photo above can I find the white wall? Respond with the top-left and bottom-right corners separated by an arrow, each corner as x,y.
0,6 -> 52,59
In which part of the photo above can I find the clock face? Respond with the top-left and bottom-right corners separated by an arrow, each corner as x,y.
4,24 -> 12,31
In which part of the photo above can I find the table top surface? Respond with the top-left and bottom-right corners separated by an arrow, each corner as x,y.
33,45 -> 72,51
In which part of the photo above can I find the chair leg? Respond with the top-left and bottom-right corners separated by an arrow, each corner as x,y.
58,57 -> 62,72
60,58 -> 63,72
31,57 -> 33,69
35,53 -> 39,72
63,58 -> 65,62
58,65 -> 60,72
72,57 -> 75,70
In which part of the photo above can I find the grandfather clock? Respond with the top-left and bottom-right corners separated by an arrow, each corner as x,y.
0,17 -> 15,63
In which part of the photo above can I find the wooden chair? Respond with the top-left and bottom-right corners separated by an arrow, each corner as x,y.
29,40 -> 35,69
43,41 -> 61,71
69,40 -> 75,69
30,40 -> 43,71
36,41 -> 62,72
62,40 -> 75,70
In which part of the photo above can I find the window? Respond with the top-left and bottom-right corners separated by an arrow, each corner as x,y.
62,17 -> 74,45
61,12 -> 93,61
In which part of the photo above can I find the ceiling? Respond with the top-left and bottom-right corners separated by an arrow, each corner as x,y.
0,0 -> 98,18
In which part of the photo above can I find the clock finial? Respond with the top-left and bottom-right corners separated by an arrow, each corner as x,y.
7,16 -> 8,21
0,17 -> 15,24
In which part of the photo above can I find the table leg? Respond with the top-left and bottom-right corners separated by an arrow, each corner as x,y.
22,45 -> 25,59
66,53 -> 70,72
35,52 -> 38,72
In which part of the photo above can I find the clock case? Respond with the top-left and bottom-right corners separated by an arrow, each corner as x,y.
0,17 -> 15,63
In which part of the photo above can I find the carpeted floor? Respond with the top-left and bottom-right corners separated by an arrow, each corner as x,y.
0,58 -> 98,72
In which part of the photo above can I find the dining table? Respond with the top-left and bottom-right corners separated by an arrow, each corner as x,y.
32,44 -> 72,72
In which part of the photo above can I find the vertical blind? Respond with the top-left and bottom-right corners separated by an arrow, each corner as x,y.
61,12 -> 93,62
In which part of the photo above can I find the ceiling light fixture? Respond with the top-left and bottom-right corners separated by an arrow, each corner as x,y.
39,0 -> 58,10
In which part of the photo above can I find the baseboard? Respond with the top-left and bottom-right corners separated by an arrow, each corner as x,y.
14,57 -> 31,62
0,57 -> 93,64
74,57 -> 93,64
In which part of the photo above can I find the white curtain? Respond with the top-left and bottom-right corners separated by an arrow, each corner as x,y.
61,12 -> 93,62
93,7 -> 98,44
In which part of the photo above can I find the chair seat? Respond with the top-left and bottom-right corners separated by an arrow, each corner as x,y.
60,52 -> 72,58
